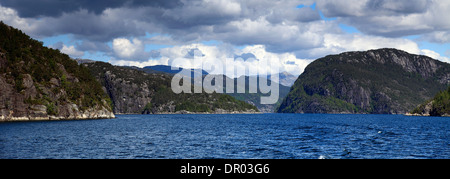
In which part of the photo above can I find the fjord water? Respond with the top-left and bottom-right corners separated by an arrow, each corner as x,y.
0,114 -> 448,159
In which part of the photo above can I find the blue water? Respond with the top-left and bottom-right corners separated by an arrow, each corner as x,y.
0,114 -> 448,159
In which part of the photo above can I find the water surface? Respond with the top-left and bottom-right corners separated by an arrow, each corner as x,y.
0,114 -> 448,159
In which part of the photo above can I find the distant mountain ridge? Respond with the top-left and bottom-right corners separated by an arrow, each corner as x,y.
139,65 -> 292,112
278,48 -> 450,114
143,65 -> 297,86
264,72 -> 298,87
144,65 -> 209,76
83,62 -> 259,114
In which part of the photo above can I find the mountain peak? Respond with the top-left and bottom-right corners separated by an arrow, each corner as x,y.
278,48 -> 450,114
319,48 -> 446,79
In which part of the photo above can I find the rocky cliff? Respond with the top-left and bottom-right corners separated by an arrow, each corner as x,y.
277,48 -> 450,114
0,22 -> 114,122
84,62 -> 259,114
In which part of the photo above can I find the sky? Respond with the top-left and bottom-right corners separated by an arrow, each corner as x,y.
1,0 -> 450,77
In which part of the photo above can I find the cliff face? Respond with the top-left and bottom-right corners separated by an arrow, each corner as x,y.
0,22 -> 114,122
84,62 -> 259,114
278,48 -> 450,114
0,72 -> 114,121
84,62 -> 157,114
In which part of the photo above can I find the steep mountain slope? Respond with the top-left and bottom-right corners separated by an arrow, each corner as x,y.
0,22 -> 114,121
84,62 -> 259,114
278,48 -> 450,114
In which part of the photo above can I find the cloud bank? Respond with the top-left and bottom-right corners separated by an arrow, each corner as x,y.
0,0 -> 449,75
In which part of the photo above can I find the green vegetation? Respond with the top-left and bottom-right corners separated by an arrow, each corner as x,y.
430,87 -> 450,116
46,102 -> 58,115
0,21 -> 112,112
278,49 -> 450,114
225,76 -> 291,112
85,61 -> 258,114
277,80 -> 358,113
412,86 -> 450,116
143,102 -> 153,113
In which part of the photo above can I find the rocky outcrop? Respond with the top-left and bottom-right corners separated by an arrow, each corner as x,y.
0,73 -> 114,122
407,101 -> 433,117
0,22 -> 114,122
410,86 -> 450,117
84,62 -> 259,114
278,48 -> 450,114
102,70 -> 154,114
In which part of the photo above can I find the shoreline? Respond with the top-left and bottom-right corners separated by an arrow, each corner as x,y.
0,114 -> 116,123
4,112 -> 448,123
0,111 -> 262,122
116,111 -> 263,115
405,112 -> 450,117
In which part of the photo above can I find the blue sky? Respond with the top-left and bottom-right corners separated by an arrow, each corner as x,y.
1,0 -> 449,75
37,11 -> 446,64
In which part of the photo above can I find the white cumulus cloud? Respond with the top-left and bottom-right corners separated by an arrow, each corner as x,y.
110,43 -> 313,77
60,44 -> 85,58
112,38 -> 148,61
